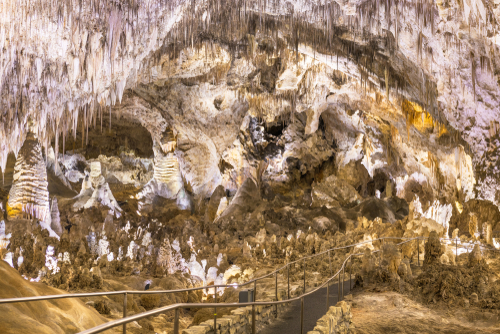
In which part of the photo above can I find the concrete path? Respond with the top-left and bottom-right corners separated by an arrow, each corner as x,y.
258,279 -> 353,334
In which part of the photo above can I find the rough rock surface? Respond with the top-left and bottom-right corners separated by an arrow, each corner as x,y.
205,185 -> 226,224
312,175 -> 361,208
7,132 -> 50,223
0,261 -> 105,333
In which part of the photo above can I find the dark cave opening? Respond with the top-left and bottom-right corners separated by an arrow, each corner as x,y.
265,122 -> 286,137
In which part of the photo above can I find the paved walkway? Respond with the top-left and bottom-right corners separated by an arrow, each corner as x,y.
258,279 -> 353,334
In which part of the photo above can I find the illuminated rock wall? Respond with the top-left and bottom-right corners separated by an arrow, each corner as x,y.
7,132 -> 50,222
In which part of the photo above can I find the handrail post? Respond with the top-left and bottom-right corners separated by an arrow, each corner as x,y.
214,289 -> 217,334
123,292 -> 127,334
349,257 -> 352,291
300,297 -> 304,334
329,250 -> 332,276
338,269 -> 341,302
455,238 -> 458,265
342,264 -> 345,299
275,271 -> 278,317
326,277 -> 329,312
254,280 -> 257,302
303,259 -> 306,293
252,304 -> 256,334
326,250 -> 331,311
174,308 -> 179,334
287,264 -> 290,300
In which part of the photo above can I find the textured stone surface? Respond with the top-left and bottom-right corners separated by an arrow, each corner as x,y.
205,185 -> 226,224
312,174 -> 361,208
307,301 -> 353,334
7,132 -> 50,223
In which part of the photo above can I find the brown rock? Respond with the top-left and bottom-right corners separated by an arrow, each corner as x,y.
204,185 -> 225,224
423,231 -> 443,266
467,244 -> 482,267
311,174 -> 361,208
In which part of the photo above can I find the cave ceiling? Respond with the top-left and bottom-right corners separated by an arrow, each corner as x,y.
0,0 -> 499,206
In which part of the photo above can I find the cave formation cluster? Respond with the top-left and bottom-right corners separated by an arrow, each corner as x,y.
1,0 -> 500,332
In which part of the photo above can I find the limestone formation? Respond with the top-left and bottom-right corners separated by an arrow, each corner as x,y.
423,231 -> 444,266
486,223 -> 493,246
386,180 -> 393,198
382,243 -> 402,276
50,198 -> 62,236
361,248 -> 377,283
7,132 -> 50,222
311,174 -> 361,208
219,178 -> 259,220
137,138 -> 190,210
204,185 -> 225,224
1,0 -> 500,331
469,214 -> 478,239
468,244 -> 483,267
73,161 -> 122,214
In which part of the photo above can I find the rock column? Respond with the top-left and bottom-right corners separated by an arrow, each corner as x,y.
7,132 -> 50,222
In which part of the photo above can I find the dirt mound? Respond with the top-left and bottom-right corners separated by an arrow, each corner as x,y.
350,291 -> 500,334
0,260 -> 105,334
413,262 -> 500,307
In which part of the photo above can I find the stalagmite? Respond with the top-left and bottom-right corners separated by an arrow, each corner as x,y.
385,66 -> 389,100
7,131 -> 50,223
386,180 -> 392,197
50,197 -> 62,236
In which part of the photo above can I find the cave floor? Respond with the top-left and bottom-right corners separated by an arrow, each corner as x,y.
350,290 -> 500,334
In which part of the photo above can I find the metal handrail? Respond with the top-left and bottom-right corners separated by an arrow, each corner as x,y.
1,236 -> 496,305
78,253 -> 361,334
0,236 -> 418,305
79,237 -> 421,334
1,235 -> 498,333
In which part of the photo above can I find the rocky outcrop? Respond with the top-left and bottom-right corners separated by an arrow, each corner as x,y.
312,174 -> 361,208
7,132 -> 50,223
0,260 -> 105,333
205,185 -> 225,224
336,160 -> 370,196
219,178 -> 260,220
307,301 -> 353,334
448,200 -> 500,238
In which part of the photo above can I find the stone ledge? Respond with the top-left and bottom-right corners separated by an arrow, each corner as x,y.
306,300 -> 353,334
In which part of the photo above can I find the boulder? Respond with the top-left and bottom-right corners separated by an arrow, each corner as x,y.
204,185 -> 225,224
336,159 -> 370,196
219,178 -> 260,219
312,175 -> 361,208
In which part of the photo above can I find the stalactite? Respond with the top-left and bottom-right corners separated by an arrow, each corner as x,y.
471,52 -> 476,102
385,66 -> 390,100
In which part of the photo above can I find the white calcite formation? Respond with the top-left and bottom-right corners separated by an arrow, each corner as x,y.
138,131 -> 191,210
0,220 -> 10,250
7,132 -> 50,223
73,161 -> 122,214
